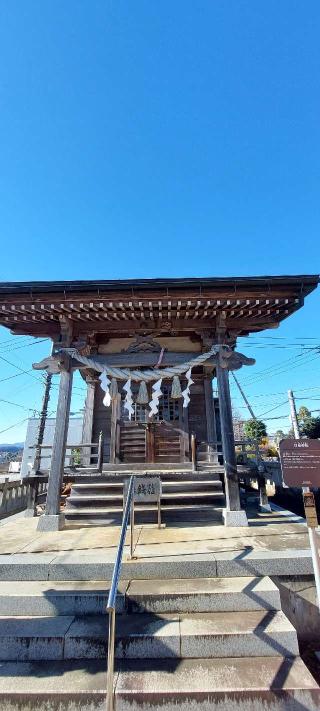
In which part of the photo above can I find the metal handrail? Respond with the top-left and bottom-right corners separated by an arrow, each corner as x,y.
106,475 -> 135,711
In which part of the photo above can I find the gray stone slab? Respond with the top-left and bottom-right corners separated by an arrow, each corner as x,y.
126,576 -> 281,613
116,614 -> 180,659
116,657 -> 320,711
0,548 -> 313,582
0,581 -> 128,616
179,610 -> 299,658
0,554 -> 59,580
214,549 -> 313,577
64,614 -> 180,659
0,615 -> 74,661
37,514 -> 65,532
0,658 -> 318,711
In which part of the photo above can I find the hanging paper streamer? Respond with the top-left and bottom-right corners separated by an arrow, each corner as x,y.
181,368 -> 193,408
99,371 -> 111,407
109,378 -> 118,400
171,375 -> 182,399
136,380 -> 149,404
149,378 -> 163,417
123,378 -> 134,420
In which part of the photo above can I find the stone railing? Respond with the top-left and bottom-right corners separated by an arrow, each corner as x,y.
0,476 -> 48,519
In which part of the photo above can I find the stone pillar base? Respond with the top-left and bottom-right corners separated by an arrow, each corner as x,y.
260,503 -> 272,513
37,513 -> 65,531
223,508 -> 248,527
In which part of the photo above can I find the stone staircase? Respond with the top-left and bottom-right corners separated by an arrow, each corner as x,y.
0,575 -> 318,709
64,469 -> 225,525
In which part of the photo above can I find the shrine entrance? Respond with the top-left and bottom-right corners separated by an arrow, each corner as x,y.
119,383 -> 189,464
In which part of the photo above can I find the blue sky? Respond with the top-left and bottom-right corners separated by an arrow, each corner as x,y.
0,1 -> 319,442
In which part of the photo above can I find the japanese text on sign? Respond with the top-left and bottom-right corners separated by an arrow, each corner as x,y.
279,439 -> 320,487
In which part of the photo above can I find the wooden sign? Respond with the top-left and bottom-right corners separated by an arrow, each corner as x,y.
123,476 -> 162,503
279,439 -> 320,487
303,491 -> 318,528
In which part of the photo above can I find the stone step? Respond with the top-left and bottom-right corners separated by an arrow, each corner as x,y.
0,549 -> 313,582
0,657 -> 318,711
70,472 -> 222,484
66,469 -> 224,482
64,503 -> 224,524
70,480 -> 223,496
115,657 -> 320,711
126,575 -> 281,613
0,581 -> 127,617
0,577 -> 281,617
0,610 -> 298,661
66,491 -> 224,509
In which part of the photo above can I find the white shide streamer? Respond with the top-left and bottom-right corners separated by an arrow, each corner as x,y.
99,371 -> 111,407
149,378 -> 163,417
181,367 -> 194,408
123,378 -> 134,420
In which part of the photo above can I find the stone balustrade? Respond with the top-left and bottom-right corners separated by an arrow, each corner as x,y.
0,476 -> 48,519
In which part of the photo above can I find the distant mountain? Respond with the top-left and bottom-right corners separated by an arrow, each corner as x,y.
0,443 -> 24,451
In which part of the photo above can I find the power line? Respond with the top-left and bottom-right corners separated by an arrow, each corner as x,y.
0,398 -> 40,413
0,417 -> 30,435
242,352 -> 320,387
0,338 -> 49,353
0,354 -> 43,383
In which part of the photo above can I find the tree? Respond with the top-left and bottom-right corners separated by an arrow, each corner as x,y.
274,430 -> 286,447
296,404 -> 320,439
297,406 -> 311,423
243,419 -> 267,443
300,416 -> 320,439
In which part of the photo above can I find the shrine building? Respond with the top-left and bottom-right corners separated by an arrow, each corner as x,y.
0,275 -> 318,531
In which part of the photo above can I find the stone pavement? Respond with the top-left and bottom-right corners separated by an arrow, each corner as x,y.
0,503 -> 318,581
0,503 -> 319,710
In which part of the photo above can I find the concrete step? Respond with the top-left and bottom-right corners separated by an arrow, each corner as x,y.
0,657 -> 318,711
66,491 -> 224,509
70,480 -> 223,496
0,548 -> 313,582
115,657 -> 320,711
64,503 -> 224,524
65,470 -> 224,482
0,610 -> 298,661
126,576 -> 281,613
0,581 -> 127,617
0,577 -> 281,617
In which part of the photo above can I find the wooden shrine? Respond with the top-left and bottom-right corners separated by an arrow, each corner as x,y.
0,275 -> 318,530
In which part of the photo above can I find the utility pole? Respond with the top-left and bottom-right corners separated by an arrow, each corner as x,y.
231,374 -> 271,510
231,372 -> 256,420
288,389 -> 300,439
33,345 -> 54,473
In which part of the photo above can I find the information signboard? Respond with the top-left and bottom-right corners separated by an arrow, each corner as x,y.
123,475 -> 163,529
123,476 -> 162,503
279,439 -> 320,488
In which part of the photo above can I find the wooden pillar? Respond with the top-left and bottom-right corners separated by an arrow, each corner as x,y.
216,364 -> 248,526
203,368 -> 217,461
37,361 -> 73,531
81,376 -> 96,466
110,394 -> 121,464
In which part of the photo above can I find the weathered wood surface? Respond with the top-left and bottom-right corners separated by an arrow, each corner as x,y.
204,372 -> 217,444
216,364 -> 242,511
81,377 -> 96,465
45,367 -> 73,516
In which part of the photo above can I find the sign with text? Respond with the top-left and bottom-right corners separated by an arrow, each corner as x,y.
279,439 -> 320,487
123,476 -> 162,503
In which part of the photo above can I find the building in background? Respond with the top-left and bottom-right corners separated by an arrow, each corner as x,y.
21,417 -> 83,478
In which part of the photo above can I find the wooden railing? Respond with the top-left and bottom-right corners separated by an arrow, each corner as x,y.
31,432 -> 104,473
0,476 -> 48,519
